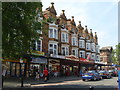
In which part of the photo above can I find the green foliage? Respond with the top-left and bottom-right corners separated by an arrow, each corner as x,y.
112,43 -> 120,64
2,2 -> 43,60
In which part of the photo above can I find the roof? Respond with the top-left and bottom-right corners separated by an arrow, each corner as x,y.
59,10 -> 67,20
46,2 -> 57,15
100,46 -> 113,51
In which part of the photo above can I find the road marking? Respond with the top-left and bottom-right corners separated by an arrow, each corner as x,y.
31,80 -> 82,87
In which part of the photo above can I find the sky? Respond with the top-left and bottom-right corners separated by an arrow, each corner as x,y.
41,0 -> 118,49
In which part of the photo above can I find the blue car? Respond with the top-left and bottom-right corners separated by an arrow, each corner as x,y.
99,70 -> 112,79
82,70 -> 102,81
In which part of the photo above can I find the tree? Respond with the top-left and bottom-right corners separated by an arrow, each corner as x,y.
2,2 -> 43,60
112,43 -> 120,65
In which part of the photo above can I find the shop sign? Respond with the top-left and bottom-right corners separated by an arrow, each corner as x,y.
49,59 -> 60,65
65,55 -> 79,61
31,57 -> 47,64
79,58 -> 90,62
50,54 -> 65,59
30,50 -> 44,56
50,61 -> 59,64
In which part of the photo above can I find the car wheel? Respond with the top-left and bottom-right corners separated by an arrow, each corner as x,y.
82,79 -> 85,81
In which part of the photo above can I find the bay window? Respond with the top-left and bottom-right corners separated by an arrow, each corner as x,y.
62,47 -> 69,56
91,43 -> 95,52
72,49 -> 78,57
49,43 -> 58,55
72,37 -> 77,46
49,28 -> 58,39
79,40 -> 85,48
79,51 -> 85,58
91,54 -> 95,60
61,32 -> 69,43
86,43 -> 90,50
33,39 -> 42,51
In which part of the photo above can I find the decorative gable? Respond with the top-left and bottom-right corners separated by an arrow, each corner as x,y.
46,2 -> 57,15
60,10 -> 67,20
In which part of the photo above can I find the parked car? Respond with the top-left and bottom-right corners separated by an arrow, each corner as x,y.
99,70 -> 112,79
108,70 -> 118,77
82,70 -> 102,81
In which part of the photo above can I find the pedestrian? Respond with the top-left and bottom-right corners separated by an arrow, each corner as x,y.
35,71 -> 40,81
43,68 -> 49,82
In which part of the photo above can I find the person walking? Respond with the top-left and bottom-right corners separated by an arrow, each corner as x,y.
43,68 -> 49,82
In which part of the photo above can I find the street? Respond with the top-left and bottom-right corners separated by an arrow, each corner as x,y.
31,77 -> 118,89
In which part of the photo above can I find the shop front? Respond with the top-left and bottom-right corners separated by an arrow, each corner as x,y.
2,60 -> 26,77
79,58 -> 95,74
60,55 -> 79,77
48,59 -> 60,77
29,56 -> 47,77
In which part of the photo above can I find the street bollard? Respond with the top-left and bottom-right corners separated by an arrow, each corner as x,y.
2,75 -> 4,88
89,86 -> 94,90
118,67 -> 120,90
21,76 -> 24,87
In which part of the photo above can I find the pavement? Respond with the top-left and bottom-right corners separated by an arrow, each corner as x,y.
3,76 -> 81,88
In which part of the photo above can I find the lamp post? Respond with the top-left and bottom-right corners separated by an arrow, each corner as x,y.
20,58 -> 24,87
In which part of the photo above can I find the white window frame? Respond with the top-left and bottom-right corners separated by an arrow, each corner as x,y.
91,43 -> 95,52
61,47 -> 69,56
79,40 -> 85,48
72,37 -> 78,46
72,49 -> 78,57
61,32 -> 69,43
86,43 -> 91,50
49,43 -> 58,55
86,52 -> 91,59
91,54 -> 95,60
33,39 -> 42,51
79,51 -> 85,58
49,28 -> 58,39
